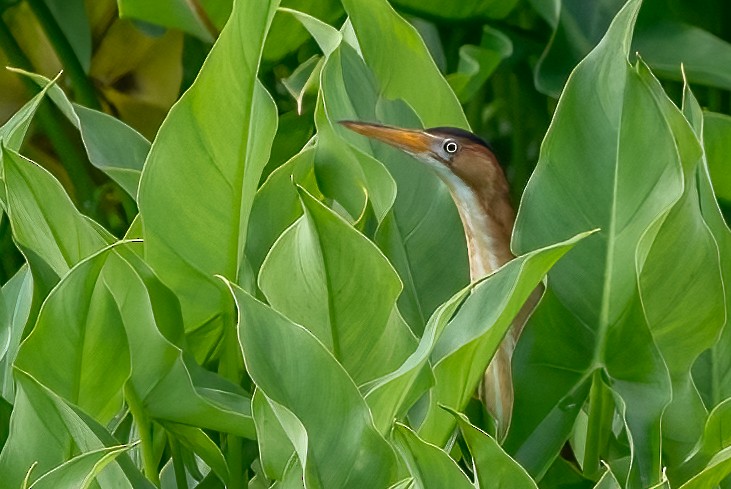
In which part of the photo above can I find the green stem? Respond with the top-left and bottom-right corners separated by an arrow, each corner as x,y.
126,386 -> 161,487
218,313 -> 246,488
169,438 -> 188,489
24,0 -> 101,110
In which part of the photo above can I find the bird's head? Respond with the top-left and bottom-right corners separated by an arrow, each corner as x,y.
339,121 -> 508,204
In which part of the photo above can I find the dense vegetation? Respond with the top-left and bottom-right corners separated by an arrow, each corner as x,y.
0,0 -> 729,487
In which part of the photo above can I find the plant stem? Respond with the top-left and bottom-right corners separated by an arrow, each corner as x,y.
126,386 -> 161,487
169,438 -> 188,489
24,0 -> 101,110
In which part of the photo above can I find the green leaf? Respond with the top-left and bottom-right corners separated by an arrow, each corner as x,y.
252,389 -> 294,481
29,444 -> 133,489
2,148 -> 111,279
449,408 -> 538,488
0,73 -> 58,152
417,231 -> 591,445
509,1 -> 694,484
342,0 -> 468,129
138,0 -> 279,342
0,370 -> 151,489
678,446 -> 731,489
319,42 -> 468,332
258,187 -> 416,386
263,1 -> 343,61
102,247 -> 255,438
392,423 -> 472,488
14,247 -> 130,424
0,265 -> 32,401
225,281 -> 399,487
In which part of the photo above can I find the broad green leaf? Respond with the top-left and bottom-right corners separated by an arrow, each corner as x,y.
509,1 -> 688,485
392,423 -> 472,488
678,446 -> 731,489
417,231 -> 590,444
226,281 -> 399,488
0,371 -> 151,489
102,247 -> 255,438
138,0 -> 279,344
14,249 -> 129,423
319,42 -> 468,332
364,285 -> 470,435
29,445 -> 132,489
342,0 -> 468,129
635,60 -> 724,466
245,146 -> 318,275
2,148 -> 111,279
449,409 -> 538,488
259,187 -> 416,386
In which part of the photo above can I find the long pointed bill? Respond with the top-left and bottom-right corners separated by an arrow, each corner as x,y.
339,121 -> 433,156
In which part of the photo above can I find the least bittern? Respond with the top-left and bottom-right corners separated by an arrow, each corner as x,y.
340,121 -> 541,439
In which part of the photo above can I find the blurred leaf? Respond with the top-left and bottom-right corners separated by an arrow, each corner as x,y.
703,112 -> 731,202
258,187 -> 416,386
226,280 -> 400,487
390,0 -> 520,20
392,423 -> 472,488
28,444 -> 132,489
447,27 -> 513,103
117,0 -> 222,42
138,0 -> 279,343
417,231 -> 591,444
73,103 -> 149,199
449,408 -> 538,488
42,0 -> 92,71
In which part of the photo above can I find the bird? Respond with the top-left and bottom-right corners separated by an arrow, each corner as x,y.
339,120 -> 542,440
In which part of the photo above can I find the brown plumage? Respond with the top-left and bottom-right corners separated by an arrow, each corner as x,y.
340,120 -> 542,440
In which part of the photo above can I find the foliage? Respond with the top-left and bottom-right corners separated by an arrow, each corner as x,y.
0,0 -> 729,488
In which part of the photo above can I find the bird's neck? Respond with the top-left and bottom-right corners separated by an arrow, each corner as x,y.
447,182 -> 515,281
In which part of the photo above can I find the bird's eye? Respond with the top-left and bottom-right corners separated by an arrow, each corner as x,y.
443,139 -> 459,154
